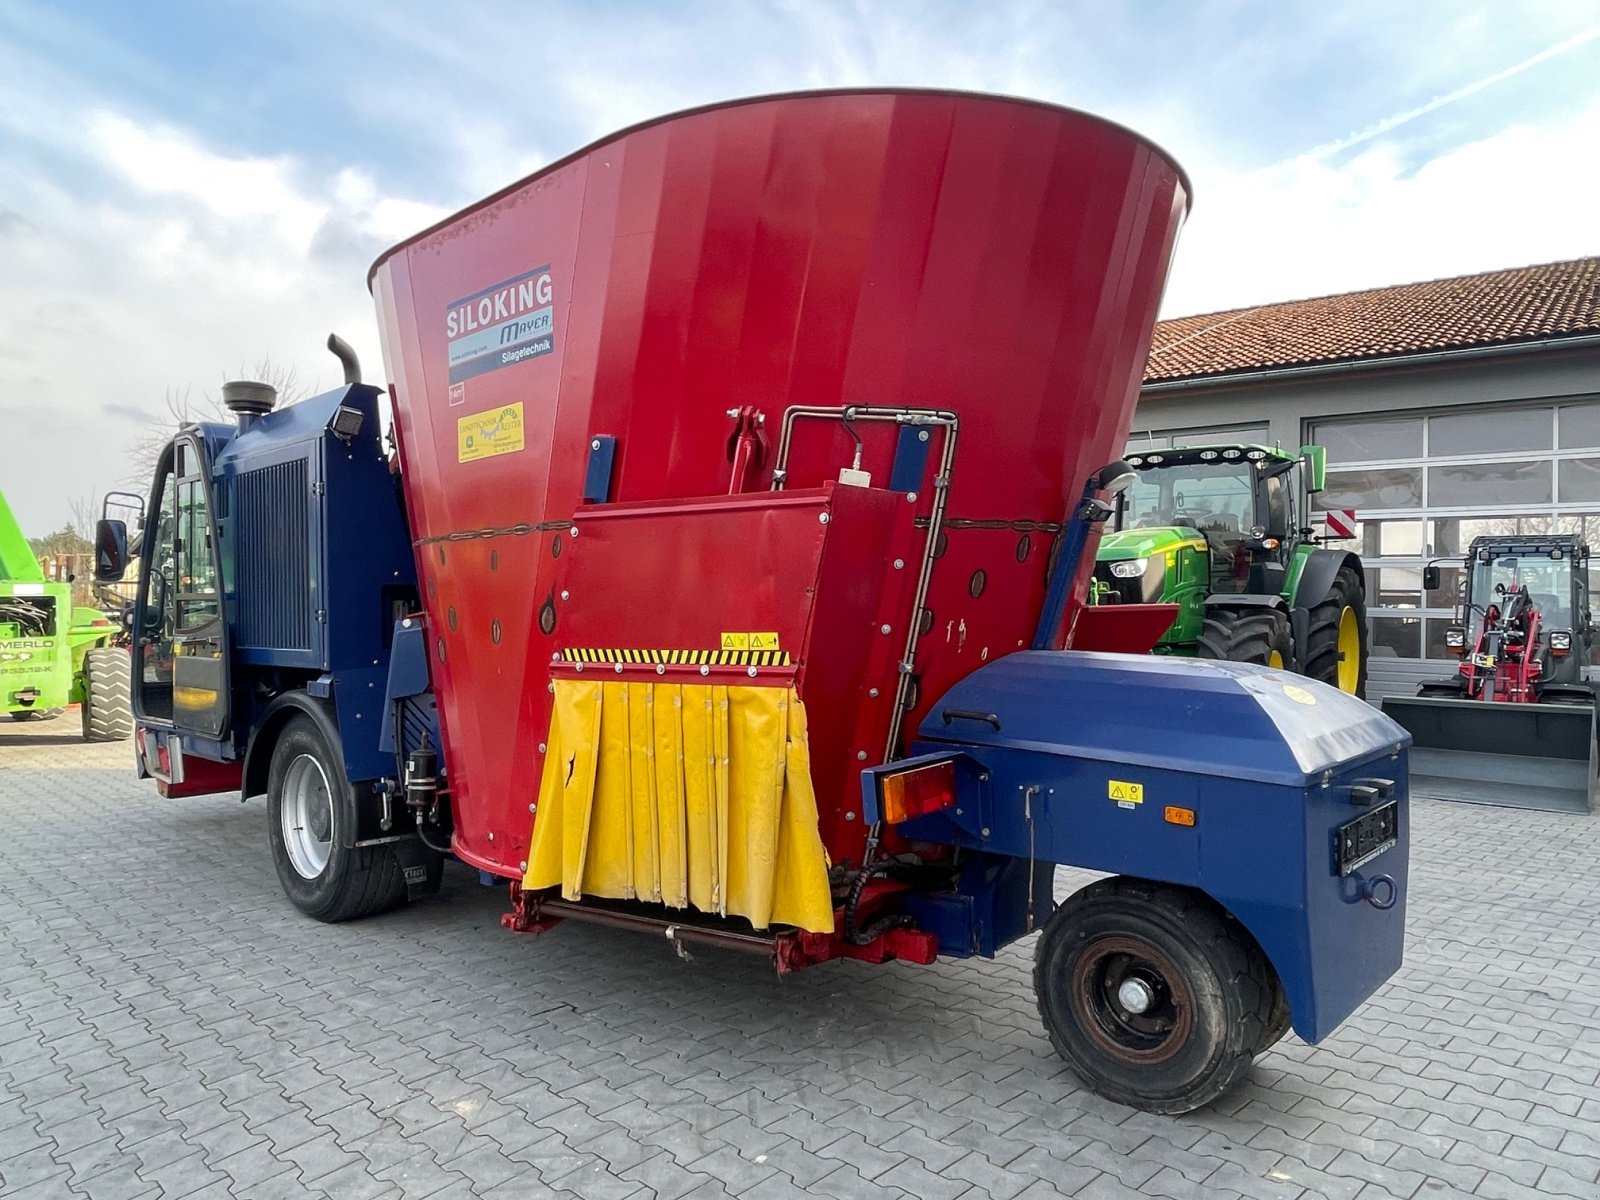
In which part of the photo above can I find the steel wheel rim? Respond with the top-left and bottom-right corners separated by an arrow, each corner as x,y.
1070,934 -> 1193,1064
282,753 -> 334,879
1336,606 -> 1360,692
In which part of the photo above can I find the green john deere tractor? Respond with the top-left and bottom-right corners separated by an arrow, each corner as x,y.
1,488 -> 133,740
1092,443 -> 1369,696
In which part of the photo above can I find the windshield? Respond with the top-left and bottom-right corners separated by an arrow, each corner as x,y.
1124,462 -> 1253,534
1470,554 -> 1572,630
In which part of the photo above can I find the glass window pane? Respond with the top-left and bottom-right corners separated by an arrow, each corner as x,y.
1558,401 -> 1600,449
1317,468 -> 1423,510
1559,458 -> 1600,503
1311,417 -> 1422,463
1428,461 -> 1550,507
1371,567 -> 1421,609
1369,615 -> 1422,658
1424,564 -> 1465,609
1428,408 -> 1551,456
1364,519 -> 1425,557
1432,514 -> 1556,556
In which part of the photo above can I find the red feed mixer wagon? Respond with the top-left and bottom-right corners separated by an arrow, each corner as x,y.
99,90 -> 1410,1113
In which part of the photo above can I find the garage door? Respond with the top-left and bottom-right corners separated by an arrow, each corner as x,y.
1311,401 -> 1600,703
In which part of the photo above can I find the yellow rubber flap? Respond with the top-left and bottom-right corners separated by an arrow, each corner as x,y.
524,681 -> 834,933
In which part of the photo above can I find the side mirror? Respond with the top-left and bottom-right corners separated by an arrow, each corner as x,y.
1298,445 -> 1327,493
94,519 -> 129,583
1422,564 -> 1441,591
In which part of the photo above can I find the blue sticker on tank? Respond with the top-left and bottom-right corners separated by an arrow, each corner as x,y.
445,266 -> 556,383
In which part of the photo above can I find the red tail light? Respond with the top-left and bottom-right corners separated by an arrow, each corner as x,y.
880,760 -> 958,824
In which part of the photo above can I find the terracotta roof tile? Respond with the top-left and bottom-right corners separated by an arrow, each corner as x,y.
1145,256 -> 1600,384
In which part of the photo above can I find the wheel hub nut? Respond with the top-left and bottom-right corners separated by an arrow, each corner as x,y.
1117,977 -> 1154,1014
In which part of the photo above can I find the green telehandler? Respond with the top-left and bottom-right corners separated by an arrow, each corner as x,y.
1092,444 -> 1369,696
1,488 -> 133,740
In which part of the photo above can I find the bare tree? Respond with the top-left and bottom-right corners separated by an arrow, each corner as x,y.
123,357 -> 311,484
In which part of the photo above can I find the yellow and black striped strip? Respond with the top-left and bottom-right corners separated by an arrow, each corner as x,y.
560,647 -> 793,666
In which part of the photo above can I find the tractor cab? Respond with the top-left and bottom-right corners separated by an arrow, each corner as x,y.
1431,535 -> 1591,696
1106,445 -> 1305,600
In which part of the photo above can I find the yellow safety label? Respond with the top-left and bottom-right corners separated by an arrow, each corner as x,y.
721,631 -> 782,651
1108,780 -> 1144,804
458,402 -> 526,462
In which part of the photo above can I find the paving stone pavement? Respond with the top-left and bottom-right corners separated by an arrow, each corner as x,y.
2,719 -> 1598,1200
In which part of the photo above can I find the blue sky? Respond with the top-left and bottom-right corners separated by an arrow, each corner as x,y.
3,1 -> 1598,534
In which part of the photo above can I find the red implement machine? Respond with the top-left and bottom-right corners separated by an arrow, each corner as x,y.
100,91 -> 1410,1112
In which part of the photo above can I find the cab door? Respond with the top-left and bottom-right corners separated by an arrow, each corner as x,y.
170,437 -> 230,739
131,435 -> 239,796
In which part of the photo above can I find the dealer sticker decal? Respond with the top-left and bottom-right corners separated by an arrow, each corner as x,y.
446,266 -> 556,383
458,403 -> 526,463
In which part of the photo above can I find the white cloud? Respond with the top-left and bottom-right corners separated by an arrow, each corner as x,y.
1161,99 -> 1600,316
0,107 -> 448,535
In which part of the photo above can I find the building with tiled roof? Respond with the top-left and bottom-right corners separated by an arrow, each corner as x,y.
1129,256 -> 1600,701
1145,257 -> 1600,384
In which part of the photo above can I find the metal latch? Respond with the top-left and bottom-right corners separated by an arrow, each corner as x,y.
1349,778 -> 1396,807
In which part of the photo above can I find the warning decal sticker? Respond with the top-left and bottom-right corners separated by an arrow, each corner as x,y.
1108,780 -> 1144,808
458,403 -> 526,463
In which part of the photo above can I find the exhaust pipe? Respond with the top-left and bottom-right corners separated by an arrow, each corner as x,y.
327,333 -> 362,385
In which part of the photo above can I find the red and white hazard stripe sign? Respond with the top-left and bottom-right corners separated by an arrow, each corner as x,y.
1324,509 -> 1358,538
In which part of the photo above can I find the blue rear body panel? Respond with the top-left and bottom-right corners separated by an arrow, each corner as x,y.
886,651 -> 1410,1044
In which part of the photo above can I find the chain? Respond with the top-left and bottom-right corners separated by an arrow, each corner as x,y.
414,519 -> 571,546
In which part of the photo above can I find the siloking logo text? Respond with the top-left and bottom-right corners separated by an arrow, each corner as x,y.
445,266 -> 556,383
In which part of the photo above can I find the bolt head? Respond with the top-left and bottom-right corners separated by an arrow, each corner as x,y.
699,665 -> 709,676
845,812 -> 856,822
747,666 -> 758,677
819,512 -> 830,524
591,439 -> 601,450
560,590 -> 570,600
570,526 -> 579,537
980,827 -> 991,837
856,750 -> 867,760
880,624 -> 892,635
893,559 -> 904,570
907,492 -> 918,503
868,687 -> 879,697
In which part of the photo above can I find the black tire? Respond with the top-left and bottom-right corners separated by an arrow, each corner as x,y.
266,714 -> 406,922
10,708 -> 62,722
1197,607 -> 1293,670
1033,877 -> 1274,1114
81,648 -> 133,742
1302,565 -> 1368,698
1254,968 -> 1292,1054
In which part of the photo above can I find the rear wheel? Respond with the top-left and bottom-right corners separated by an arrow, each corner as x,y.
1033,877 -> 1273,1113
266,715 -> 406,922
1197,607 -> 1293,671
1303,566 -> 1368,698
81,648 -> 133,742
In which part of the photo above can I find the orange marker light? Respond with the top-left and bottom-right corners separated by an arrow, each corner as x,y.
1164,806 -> 1196,827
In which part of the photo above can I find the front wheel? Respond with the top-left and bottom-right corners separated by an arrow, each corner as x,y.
81,647 -> 133,741
1197,607 -> 1293,671
266,715 -> 406,922
1033,877 -> 1275,1114
1303,565 -> 1368,698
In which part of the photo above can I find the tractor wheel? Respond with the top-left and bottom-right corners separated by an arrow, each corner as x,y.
81,648 -> 133,742
1303,566 -> 1368,698
1033,877 -> 1274,1114
10,708 -> 63,722
266,715 -> 407,923
1197,607 -> 1293,671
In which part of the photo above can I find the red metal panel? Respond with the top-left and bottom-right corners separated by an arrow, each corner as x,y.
371,90 -> 1189,875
